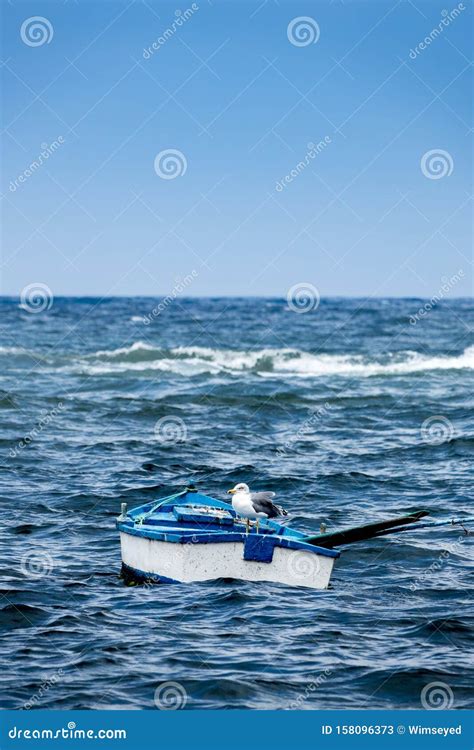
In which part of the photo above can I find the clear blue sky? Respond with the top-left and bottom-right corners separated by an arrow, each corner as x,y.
1,0 -> 472,297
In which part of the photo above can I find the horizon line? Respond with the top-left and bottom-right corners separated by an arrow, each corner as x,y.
0,293 -> 473,301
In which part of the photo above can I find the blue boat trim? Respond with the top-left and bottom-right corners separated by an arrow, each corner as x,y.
129,491 -> 235,517
243,534 -> 277,563
117,489 -> 340,559
173,504 -> 234,526
121,563 -> 180,585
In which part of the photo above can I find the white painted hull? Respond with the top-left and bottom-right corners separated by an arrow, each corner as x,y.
120,531 -> 336,589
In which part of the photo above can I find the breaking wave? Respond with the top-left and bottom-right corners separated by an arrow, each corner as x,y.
65,342 -> 474,378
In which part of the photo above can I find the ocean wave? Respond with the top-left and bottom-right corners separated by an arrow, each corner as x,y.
0,346 -> 32,355
67,342 -> 474,378
3,341 -> 473,378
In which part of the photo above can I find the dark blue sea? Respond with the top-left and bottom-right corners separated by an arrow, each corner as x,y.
1,296 -> 473,710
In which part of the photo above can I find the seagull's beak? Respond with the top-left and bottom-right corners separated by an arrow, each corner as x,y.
227,488 -> 236,494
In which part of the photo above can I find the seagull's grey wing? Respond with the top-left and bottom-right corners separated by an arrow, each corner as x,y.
250,491 -> 276,503
250,491 -> 287,518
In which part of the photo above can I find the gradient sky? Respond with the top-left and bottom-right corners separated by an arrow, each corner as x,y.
1,0 -> 472,297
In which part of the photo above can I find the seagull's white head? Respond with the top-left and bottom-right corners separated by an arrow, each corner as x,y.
227,482 -> 250,495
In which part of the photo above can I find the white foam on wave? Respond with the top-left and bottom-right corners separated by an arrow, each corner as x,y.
88,341 -> 156,358
69,343 -> 474,378
0,346 -> 33,355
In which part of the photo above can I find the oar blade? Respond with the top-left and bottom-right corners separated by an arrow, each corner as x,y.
304,510 -> 430,548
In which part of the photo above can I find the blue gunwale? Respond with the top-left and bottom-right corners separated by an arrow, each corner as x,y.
117,490 -> 340,559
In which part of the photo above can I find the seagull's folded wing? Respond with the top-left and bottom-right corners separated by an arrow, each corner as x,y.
250,491 -> 278,515
250,491 -> 276,502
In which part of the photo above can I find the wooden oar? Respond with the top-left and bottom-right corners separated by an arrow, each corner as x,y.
303,510 -> 430,549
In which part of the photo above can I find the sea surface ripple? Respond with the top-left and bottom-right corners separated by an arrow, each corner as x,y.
0,297 -> 473,710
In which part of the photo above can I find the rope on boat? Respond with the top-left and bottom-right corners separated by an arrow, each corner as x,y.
134,490 -> 189,525
413,517 -> 474,534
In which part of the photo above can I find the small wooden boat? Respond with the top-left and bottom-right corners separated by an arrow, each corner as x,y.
117,488 -> 339,589
116,486 -> 466,590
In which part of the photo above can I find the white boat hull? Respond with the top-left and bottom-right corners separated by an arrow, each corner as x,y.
120,531 -> 336,589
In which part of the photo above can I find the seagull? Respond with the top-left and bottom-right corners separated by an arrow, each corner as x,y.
227,483 -> 288,533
